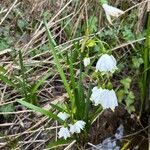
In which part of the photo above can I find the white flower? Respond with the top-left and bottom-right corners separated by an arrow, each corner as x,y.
102,4 -> 124,24
96,54 -> 117,73
69,120 -> 86,134
84,57 -> 90,67
99,89 -> 118,111
90,86 -> 107,106
58,127 -> 70,139
57,112 -> 69,121
90,87 -> 118,111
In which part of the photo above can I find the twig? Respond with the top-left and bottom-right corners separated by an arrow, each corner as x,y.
0,110 -> 33,115
123,125 -> 150,138
0,0 -> 19,26
0,125 -> 61,140
64,140 -> 76,150
23,0 -> 73,51
0,123 -> 15,127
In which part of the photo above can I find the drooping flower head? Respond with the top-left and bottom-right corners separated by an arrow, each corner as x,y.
90,86 -> 107,106
96,54 -> 117,74
69,120 -> 86,134
57,112 -> 70,121
58,127 -> 70,140
91,87 -> 118,111
100,89 -> 118,111
102,4 -> 124,24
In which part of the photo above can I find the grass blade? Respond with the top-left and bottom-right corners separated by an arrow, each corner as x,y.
140,10 -> 150,117
17,99 -> 64,124
50,103 -> 67,113
18,50 -> 28,101
0,74 -> 16,88
44,17 -> 74,111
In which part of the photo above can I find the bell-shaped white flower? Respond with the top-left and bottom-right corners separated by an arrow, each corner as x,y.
96,54 -> 117,73
102,4 -> 124,24
100,89 -> 118,111
84,57 -> 90,67
90,86 -> 107,106
69,120 -> 86,134
90,87 -> 118,111
58,127 -> 70,140
57,112 -> 69,121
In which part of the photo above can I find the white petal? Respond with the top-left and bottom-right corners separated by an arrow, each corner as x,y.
58,127 -> 70,140
84,57 -> 90,67
92,86 -> 99,92
100,89 -> 118,111
102,4 -> 124,17
102,4 -> 124,24
57,112 -> 69,121
75,120 -> 86,129
69,120 -> 86,134
90,87 -> 104,105
69,124 -> 77,134
96,54 -> 117,73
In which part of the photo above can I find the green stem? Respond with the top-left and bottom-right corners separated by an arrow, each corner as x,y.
99,0 -> 108,5
139,11 -> 150,117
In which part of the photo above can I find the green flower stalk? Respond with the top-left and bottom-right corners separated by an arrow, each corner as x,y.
99,0 -> 108,5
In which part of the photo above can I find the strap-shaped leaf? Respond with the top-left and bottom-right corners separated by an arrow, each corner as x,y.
17,99 -> 64,124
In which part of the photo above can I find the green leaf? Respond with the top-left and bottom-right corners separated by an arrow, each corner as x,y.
17,19 -> 28,29
0,40 -> 9,50
0,66 -> 7,74
44,17 -> 74,111
122,26 -> 135,41
17,99 -> 64,124
87,16 -> 97,33
77,53 -> 85,119
0,104 -> 14,119
126,105 -> 135,113
84,83 -> 92,121
18,50 -> 28,101
0,74 -> 16,88
120,77 -> 132,91
69,49 -> 75,112
125,91 -> 135,113
69,50 -> 76,92
126,91 -> 135,106
132,57 -> 143,69
47,139 -> 73,148
116,89 -> 125,103
50,103 -> 67,113
99,0 -> 108,5
74,87 -> 80,118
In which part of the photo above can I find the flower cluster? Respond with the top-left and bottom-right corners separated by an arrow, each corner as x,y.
90,54 -> 118,111
57,2 -> 122,140
57,112 -> 86,139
